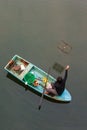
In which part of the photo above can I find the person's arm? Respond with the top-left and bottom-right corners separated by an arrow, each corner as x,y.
63,65 -> 70,81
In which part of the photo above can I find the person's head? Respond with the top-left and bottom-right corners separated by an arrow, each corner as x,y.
57,76 -> 63,84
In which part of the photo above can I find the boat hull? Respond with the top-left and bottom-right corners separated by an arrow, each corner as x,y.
4,55 -> 72,102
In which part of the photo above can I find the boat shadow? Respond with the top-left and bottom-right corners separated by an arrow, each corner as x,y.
6,73 -> 70,104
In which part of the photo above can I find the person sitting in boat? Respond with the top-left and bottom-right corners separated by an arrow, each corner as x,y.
45,65 -> 70,96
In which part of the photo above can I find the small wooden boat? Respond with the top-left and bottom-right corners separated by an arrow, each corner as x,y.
4,55 -> 72,103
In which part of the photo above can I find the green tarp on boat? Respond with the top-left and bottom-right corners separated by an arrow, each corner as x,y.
23,73 -> 35,85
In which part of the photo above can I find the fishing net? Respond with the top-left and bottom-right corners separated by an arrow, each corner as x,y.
53,62 -> 65,73
57,40 -> 72,54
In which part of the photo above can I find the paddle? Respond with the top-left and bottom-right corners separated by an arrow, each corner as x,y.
38,67 -> 51,110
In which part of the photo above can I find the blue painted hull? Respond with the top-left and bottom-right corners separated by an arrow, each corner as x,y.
4,55 -> 72,102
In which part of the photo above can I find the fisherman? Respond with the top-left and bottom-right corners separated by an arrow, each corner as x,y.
45,65 -> 70,96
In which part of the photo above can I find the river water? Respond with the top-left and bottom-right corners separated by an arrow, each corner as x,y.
0,0 -> 87,129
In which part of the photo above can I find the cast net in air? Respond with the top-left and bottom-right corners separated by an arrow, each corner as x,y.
57,40 -> 72,54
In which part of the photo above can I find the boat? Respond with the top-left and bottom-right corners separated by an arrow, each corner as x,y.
4,55 -> 72,103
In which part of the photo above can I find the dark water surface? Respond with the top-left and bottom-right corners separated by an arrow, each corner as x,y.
0,0 -> 87,129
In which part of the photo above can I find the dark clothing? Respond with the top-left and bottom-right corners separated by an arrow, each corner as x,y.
53,70 -> 68,96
